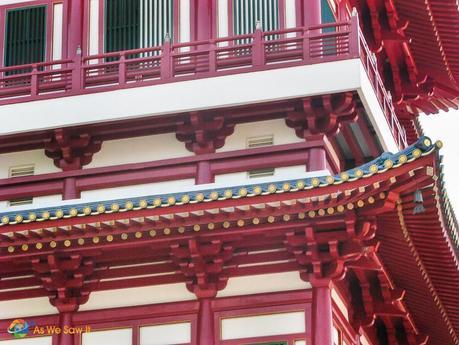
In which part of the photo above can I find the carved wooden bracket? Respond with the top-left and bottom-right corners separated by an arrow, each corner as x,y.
31,254 -> 95,312
286,92 -> 358,139
44,129 -> 102,171
171,239 -> 233,298
176,112 -> 235,154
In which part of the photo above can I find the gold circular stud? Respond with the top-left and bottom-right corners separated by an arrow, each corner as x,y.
423,138 -> 431,147
124,201 -> 134,210
224,190 -> 233,198
252,218 -> 260,225
15,215 -> 23,223
298,212 -> 306,219
347,203 -> 354,210
237,219 -> 245,227
64,240 -> 71,247
340,172 -> 349,181
70,208 -> 78,217
106,235 -> 114,242
83,207 -> 92,215
297,180 -> 305,189
153,198 -> 162,207
97,205 -> 105,213
368,196 -> 375,204
318,209 -> 325,216
21,244 -> 28,251
210,192 -> 219,200
311,178 -> 320,187
308,210 -> 316,218
223,221 -> 231,229
267,216 -> 275,223
36,242 -> 43,250
50,241 -> 57,248
337,205 -> 345,212
207,223 -> 215,230
181,195 -> 190,203
55,210 -> 64,218
435,140 -> 443,149
238,188 -> 248,197
110,203 -> 120,212
135,231 -> 142,239
193,224 -> 201,232
178,227 -> 185,234
412,149 -> 422,158
282,183 -> 291,191
42,211 -> 51,220
379,192 -> 386,199
195,193 -> 205,202
7,246 -> 14,253
78,238 -> 85,245
139,199 -> 148,208
283,214 -> 290,222
327,207 -> 335,215
398,155 -> 408,164
28,213 -> 37,221
384,160 -> 393,169
1,216 -> 10,225
149,230 -> 156,237
93,237 -> 100,244
355,169 -> 364,178
121,233 -> 129,240
268,184 -> 277,193
253,186 -> 262,195
167,197 -> 176,206
357,200 -> 365,208
163,228 -> 171,235
369,165 -> 378,173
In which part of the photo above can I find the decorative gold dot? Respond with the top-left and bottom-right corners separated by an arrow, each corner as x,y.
282,183 -> 291,191
7,246 -> 14,253
337,205 -> 345,212
111,203 -> 120,212
282,214 -> 290,222
327,207 -> 335,215
64,240 -> 71,247
398,155 -> 408,164
423,138 -> 431,147
78,238 -> 85,245
121,233 -> 129,240
1,216 -> 9,225
28,213 -> 37,221
153,198 -> 162,207
435,140 -> 443,149
297,180 -> 305,189
368,196 -> 375,204
311,178 -> 320,187
83,207 -> 92,215
223,221 -> 230,229
163,228 -> 171,235
42,211 -> 51,220
238,188 -> 248,197
224,190 -> 233,198
412,149 -> 422,158
97,204 -> 105,213
267,216 -> 275,223
308,210 -> 316,218
207,223 -> 215,230
50,241 -> 57,248
178,227 -> 185,233
253,186 -> 262,195
347,203 -> 354,210
15,215 -> 23,223
379,192 -> 386,199
139,199 -> 148,208
149,230 -> 157,237
36,243 -> 43,250
69,208 -> 78,217
167,197 -> 176,206
369,165 -> 378,173
195,193 -> 205,202
21,244 -> 28,251
125,201 -> 134,210
210,192 -> 219,200
355,169 -> 364,178
193,224 -> 201,232
298,212 -> 306,219
93,237 -> 100,244
55,210 -> 64,218
318,209 -> 325,216
268,184 -> 277,193
135,231 -> 142,239
181,195 -> 190,203
384,160 -> 393,169
237,219 -> 245,227
340,172 -> 349,181
106,235 -> 114,242
252,218 -> 260,225
357,200 -> 365,208
326,176 -> 335,184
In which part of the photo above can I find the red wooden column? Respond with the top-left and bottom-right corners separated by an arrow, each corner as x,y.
67,0 -> 84,58
197,298 -> 215,344
195,0 -> 214,40
306,134 -> 328,171
57,312 -> 75,345
311,280 -> 333,345
305,0 -> 322,28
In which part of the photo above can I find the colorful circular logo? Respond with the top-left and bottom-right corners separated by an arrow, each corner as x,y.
7,319 -> 30,338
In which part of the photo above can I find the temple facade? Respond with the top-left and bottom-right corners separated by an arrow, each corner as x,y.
0,1 -> 458,344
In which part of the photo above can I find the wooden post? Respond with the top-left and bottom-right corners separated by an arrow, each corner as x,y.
312,282 -> 333,345
307,134 -> 328,171
30,65 -> 38,96
305,0 -> 322,28
67,0 -> 84,59
161,40 -> 172,80
63,177 -> 79,200
197,298 -> 215,345
252,28 -> 265,67
196,0 -> 213,41
196,160 -> 213,184
119,53 -> 126,85
57,312 -> 74,345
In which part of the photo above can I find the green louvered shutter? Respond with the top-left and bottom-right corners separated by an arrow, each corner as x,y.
4,6 -> 46,70
105,0 -> 173,54
233,0 -> 280,36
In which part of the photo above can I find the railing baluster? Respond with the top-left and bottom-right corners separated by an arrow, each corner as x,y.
252,28 -> 265,67
119,52 -> 126,85
30,64 -> 38,96
209,40 -> 216,73
161,40 -> 172,80
303,29 -> 310,63
72,53 -> 82,91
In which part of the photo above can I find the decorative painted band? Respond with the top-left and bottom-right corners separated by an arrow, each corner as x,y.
0,136 -> 440,227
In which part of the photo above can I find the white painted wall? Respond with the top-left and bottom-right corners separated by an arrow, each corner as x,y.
179,0 -> 190,43
217,0 -> 228,38
88,0 -> 100,56
87,133 -> 192,168
140,322 -> 191,345
52,3 -> 63,61
0,297 -> 56,319
82,328 -> 132,345
0,150 -> 59,179
221,311 -> 305,340
0,337 -> 52,345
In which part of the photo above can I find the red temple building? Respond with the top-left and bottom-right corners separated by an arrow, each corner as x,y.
0,0 -> 458,344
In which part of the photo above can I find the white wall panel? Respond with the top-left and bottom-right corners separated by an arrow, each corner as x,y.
89,0 -> 100,55
285,0 -> 296,28
0,337 -> 52,345
87,134 -> 192,168
0,297 -> 56,319
0,150 -> 60,179
218,0 -> 228,37
140,322 -> 191,345
221,311 -> 305,340
179,0 -> 190,42
82,328 -> 132,345
52,3 -> 63,60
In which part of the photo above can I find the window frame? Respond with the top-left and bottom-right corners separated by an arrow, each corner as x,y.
0,0 -> 62,69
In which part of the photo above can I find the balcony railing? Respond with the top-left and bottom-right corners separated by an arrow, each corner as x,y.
0,16 -> 407,148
